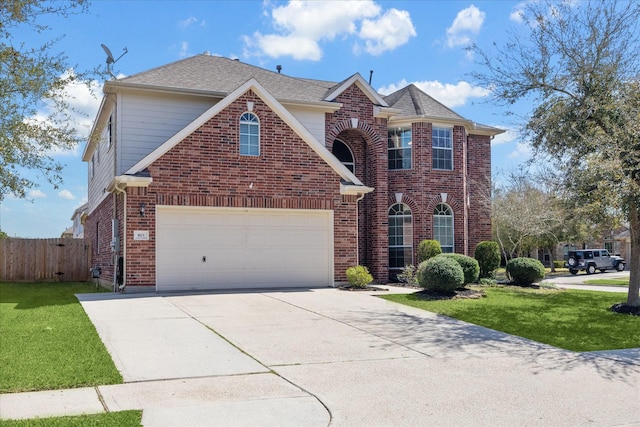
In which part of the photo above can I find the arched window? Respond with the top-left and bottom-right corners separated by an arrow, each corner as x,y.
240,112 -> 259,156
433,203 -> 454,253
332,139 -> 354,173
388,203 -> 413,270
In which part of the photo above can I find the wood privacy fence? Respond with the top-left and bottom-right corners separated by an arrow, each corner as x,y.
0,238 -> 91,282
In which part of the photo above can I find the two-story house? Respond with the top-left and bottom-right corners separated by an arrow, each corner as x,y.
83,54 -> 502,292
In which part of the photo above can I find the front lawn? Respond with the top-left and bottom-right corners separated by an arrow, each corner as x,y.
0,282 -> 122,393
583,278 -> 629,287
381,286 -> 640,352
0,410 -> 142,426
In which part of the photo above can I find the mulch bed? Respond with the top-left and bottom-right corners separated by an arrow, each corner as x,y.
338,285 -> 389,292
609,303 -> 640,316
412,287 -> 486,301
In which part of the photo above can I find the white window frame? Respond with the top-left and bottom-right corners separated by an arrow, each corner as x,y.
388,127 -> 412,170
388,203 -> 413,269
433,203 -> 454,253
332,139 -> 355,173
240,112 -> 260,156
432,127 -> 453,170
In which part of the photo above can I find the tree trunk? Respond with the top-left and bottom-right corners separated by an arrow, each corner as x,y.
627,200 -> 640,307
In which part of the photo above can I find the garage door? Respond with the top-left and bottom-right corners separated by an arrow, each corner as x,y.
156,206 -> 334,291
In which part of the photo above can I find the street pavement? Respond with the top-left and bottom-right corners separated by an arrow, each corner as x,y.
0,276 -> 638,426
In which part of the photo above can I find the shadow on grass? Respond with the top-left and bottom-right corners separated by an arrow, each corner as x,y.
0,282 -> 105,309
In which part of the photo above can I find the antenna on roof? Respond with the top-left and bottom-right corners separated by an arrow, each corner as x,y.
369,70 -> 373,85
101,44 -> 128,79
276,65 -> 282,74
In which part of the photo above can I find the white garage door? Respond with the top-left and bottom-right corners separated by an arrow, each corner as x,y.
156,206 -> 334,291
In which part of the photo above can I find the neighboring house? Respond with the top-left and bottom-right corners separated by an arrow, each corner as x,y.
70,203 -> 88,239
82,54 -> 502,292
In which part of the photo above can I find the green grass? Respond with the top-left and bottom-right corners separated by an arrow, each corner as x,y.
0,282 -> 122,393
583,278 -> 629,287
0,410 -> 142,426
381,287 -> 640,352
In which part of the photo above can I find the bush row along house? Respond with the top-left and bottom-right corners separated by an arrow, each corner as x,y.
82,54 -> 503,292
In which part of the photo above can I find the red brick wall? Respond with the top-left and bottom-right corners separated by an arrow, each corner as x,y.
467,133 -> 492,253
325,84 -> 390,281
120,90 -> 357,286
85,193 -> 121,286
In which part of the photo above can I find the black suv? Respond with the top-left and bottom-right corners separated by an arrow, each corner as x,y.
566,249 -> 626,275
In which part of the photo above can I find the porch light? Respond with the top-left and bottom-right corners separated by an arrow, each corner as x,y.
139,203 -> 146,217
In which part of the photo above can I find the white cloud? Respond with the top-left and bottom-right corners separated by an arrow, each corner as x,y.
491,126 -> 518,147
179,16 -> 199,27
30,189 -> 47,199
58,189 -> 75,200
378,79 -> 490,108
244,1 -> 414,60
446,5 -> 485,48
26,70 -> 101,158
358,9 -> 416,55
510,2 -> 527,23
179,41 -> 189,58
508,142 -> 532,159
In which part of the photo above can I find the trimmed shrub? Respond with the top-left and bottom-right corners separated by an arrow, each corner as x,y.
396,264 -> 419,286
345,265 -> 373,288
474,241 -> 501,278
417,256 -> 464,293
417,240 -> 442,263
505,257 -> 546,286
438,253 -> 480,284
553,260 -> 565,269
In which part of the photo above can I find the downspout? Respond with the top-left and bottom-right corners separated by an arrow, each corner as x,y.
355,192 -> 367,267
112,183 -> 126,292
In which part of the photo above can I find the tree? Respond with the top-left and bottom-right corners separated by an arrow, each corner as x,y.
1,1 -> 91,201
492,171 -> 565,261
473,0 -> 640,308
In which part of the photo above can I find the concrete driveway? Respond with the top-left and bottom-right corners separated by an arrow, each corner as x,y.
2,286 -> 639,426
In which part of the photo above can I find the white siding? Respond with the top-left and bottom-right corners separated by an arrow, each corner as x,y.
87,107 -> 116,214
118,92 -> 216,174
288,106 -> 327,146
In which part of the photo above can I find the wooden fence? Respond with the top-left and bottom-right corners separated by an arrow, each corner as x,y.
0,238 -> 91,282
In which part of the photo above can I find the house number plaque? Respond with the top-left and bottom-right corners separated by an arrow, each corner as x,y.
133,230 -> 149,241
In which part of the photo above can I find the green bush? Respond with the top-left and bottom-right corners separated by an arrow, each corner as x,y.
505,257 -> 546,286
396,264 -> 419,286
553,260 -> 565,269
417,240 -> 442,263
417,256 -> 464,293
345,265 -> 373,288
474,241 -> 501,278
438,253 -> 480,284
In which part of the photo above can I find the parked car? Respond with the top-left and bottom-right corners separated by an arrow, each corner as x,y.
566,249 -> 626,275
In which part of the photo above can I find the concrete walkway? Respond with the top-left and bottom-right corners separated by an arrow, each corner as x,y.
1,286 -> 639,426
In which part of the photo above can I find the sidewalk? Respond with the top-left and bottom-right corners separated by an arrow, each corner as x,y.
1,286 -> 639,426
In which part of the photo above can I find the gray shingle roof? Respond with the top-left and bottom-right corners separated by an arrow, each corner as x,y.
113,54 -> 501,134
383,84 -> 465,121
115,54 -> 336,103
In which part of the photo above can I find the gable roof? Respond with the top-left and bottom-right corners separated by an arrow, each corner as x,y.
323,73 -> 388,106
110,54 -> 339,106
125,78 -> 373,195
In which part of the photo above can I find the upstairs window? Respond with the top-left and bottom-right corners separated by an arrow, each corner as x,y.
240,112 -> 259,156
388,127 -> 412,170
433,203 -> 454,253
332,139 -> 355,173
107,114 -> 113,150
432,127 -> 452,170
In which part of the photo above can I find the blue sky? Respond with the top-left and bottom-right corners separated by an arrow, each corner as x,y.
1,0 -> 531,238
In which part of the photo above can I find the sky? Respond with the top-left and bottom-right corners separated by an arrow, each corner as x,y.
1,0 -> 533,238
